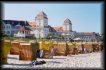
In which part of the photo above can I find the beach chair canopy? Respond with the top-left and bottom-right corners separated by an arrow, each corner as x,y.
73,37 -> 82,40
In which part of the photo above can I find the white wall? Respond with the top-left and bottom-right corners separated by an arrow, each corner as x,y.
64,25 -> 67,30
33,30 -> 40,38
4,24 -> 12,35
14,31 -> 31,37
35,19 -> 40,26
2,22 -> 6,33
64,24 -> 72,31
40,30 -> 44,38
44,28 -> 49,37
43,19 -> 48,26
69,24 -> 72,30
35,18 -> 48,27
17,31 -> 25,37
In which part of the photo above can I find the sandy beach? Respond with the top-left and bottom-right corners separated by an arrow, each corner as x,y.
2,51 -> 103,69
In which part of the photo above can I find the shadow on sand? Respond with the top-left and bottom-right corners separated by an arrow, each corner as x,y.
46,61 -> 61,64
7,57 -> 18,60
53,58 -> 66,59
3,63 -> 44,67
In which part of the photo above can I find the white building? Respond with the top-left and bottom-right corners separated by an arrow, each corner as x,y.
2,11 -> 101,41
2,20 -> 32,38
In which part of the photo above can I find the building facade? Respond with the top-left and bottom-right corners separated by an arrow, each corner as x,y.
76,32 -> 101,42
2,11 -> 101,41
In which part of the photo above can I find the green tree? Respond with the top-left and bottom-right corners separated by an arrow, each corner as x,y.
46,33 -> 53,39
58,34 -> 64,40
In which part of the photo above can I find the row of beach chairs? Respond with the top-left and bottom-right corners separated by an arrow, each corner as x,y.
1,40 -> 103,64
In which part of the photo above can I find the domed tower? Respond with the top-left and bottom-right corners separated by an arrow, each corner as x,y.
63,18 -> 72,31
35,11 -> 48,26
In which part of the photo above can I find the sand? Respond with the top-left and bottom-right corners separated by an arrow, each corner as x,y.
2,51 -> 103,69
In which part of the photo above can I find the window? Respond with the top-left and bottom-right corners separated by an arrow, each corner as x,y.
11,31 -> 14,34
37,34 -> 39,37
6,26 -> 8,29
65,25 -> 67,30
27,31 -> 28,34
15,26 -> 20,29
23,31 -> 24,34
7,31 -> 10,34
53,33 -> 55,35
3,26 -> 5,29
6,24 -> 11,29
8,26 -> 10,29
3,31 -> 5,34
28,31 -> 29,34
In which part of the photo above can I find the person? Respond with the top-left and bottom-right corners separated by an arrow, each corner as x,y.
84,47 -> 86,53
81,44 -> 85,54
48,45 -> 57,58
73,47 -> 76,55
78,47 -> 82,53
40,49 -> 43,58
31,60 -> 36,65
36,49 -> 40,58
31,60 -> 46,65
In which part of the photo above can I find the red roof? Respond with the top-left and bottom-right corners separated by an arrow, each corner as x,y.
28,21 -> 50,28
34,26 -> 49,28
52,26 -> 64,32
78,32 -> 95,36
28,21 -> 36,28
19,27 -> 26,31
63,18 -> 72,25
50,26 -> 73,32
48,25 -> 56,32
18,27 -> 30,32
63,30 -> 72,32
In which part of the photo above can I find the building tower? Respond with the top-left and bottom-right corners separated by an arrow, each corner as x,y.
34,11 -> 49,38
35,11 -> 48,27
63,18 -> 72,31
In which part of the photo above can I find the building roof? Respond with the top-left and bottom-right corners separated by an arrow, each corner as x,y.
34,26 -> 49,28
48,25 -> 56,32
2,19 -> 73,33
63,30 -> 72,32
2,20 -> 30,26
18,26 -> 31,32
63,18 -> 72,25
36,11 -> 48,19
77,32 -> 95,36
52,26 -> 64,32
48,25 -> 73,32
28,21 -> 36,28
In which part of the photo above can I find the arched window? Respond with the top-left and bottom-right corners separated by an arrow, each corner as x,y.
6,24 -> 11,29
6,26 -> 8,29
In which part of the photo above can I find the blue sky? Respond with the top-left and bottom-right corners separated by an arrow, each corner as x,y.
3,2 -> 103,34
